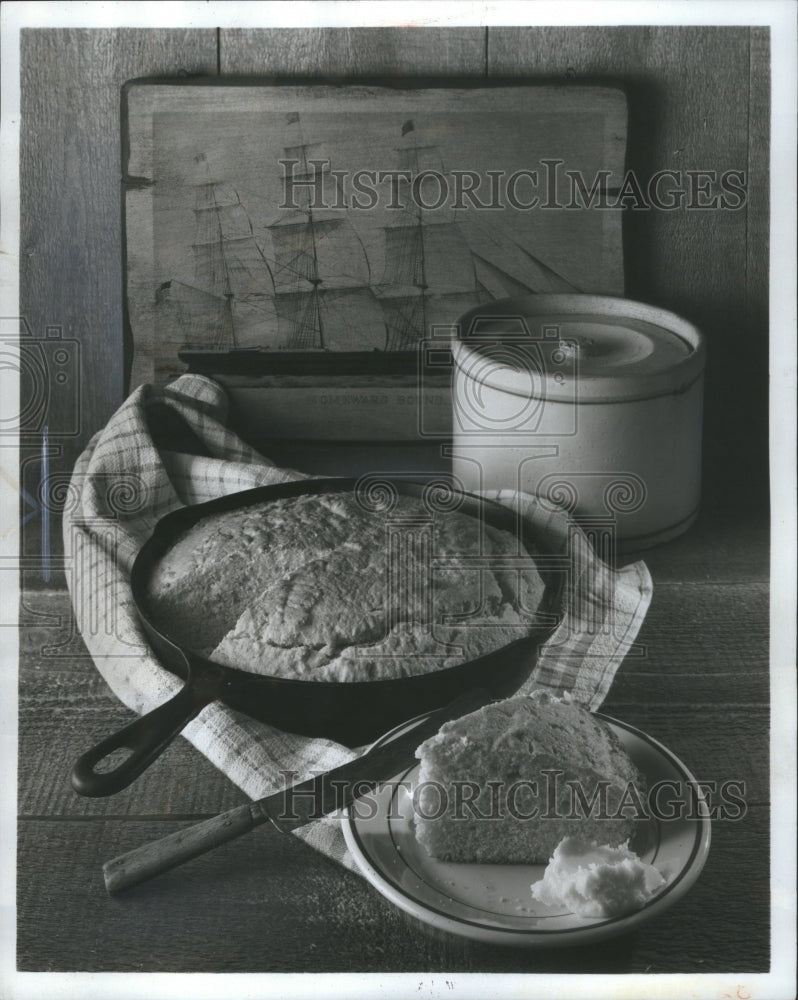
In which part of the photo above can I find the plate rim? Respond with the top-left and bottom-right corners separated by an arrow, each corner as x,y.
343,709 -> 712,947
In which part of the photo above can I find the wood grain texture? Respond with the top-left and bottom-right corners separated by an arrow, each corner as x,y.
599,705 -> 768,804
16,806 -> 769,973
21,687 -> 769,816
17,638 -> 242,817
487,27 -> 752,317
746,28 -> 770,341
632,508 -> 769,583
19,695 -> 244,818
606,669 -> 767,708
487,26 -> 770,501
19,28 -> 218,585
628,582 -> 769,676
219,27 -> 487,76
18,573 -> 770,816
103,802 -> 259,894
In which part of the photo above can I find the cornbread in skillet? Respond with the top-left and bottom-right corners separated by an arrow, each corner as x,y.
145,491 -> 546,682
413,692 -> 645,864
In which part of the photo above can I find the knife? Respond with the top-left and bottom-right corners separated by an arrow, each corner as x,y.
103,687 -> 492,894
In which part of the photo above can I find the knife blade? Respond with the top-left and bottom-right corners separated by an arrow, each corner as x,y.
103,687 -> 492,894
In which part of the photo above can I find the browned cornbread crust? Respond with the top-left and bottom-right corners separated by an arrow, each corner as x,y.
145,491 -> 545,682
413,693 -> 646,863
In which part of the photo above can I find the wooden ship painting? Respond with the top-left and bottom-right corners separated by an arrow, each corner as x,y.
154,113 -> 579,369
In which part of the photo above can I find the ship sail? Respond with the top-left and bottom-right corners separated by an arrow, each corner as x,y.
271,216 -> 372,292
383,221 -> 479,293
373,120 -> 583,347
375,121 -> 491,348
472,254 -> 543,299
275,286 -> 386,351
380,289 -> 493,351
460,216 -> 580,295
162,155 -> 280,350
270,114 -> 385,350
156,279 -> 233,351
166,117 -> 581,362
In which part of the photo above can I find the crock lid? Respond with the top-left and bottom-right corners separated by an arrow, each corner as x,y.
453,294 -> 706,402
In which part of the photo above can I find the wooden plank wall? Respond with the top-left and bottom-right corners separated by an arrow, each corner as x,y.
487,26 -> 771,515
18,26 -> 770,587
18,29 -> 219,587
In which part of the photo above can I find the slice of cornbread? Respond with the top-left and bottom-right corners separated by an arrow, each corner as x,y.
413,692 -> 646,864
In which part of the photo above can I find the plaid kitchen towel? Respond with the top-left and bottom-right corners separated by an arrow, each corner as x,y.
63,374 -> 652,870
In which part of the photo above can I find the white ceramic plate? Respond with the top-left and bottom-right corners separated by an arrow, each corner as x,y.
343,712 -> 712,947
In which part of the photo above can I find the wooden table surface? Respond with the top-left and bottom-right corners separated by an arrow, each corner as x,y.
17,501 -> 770,975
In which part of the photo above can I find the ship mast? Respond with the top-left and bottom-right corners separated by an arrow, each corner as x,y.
192,156 -> 236,350
300,135 -> 326,350
380,124 -> 446,349
269,111 -> 385,351
282,113 -> 326,349
410,141 -> 429,341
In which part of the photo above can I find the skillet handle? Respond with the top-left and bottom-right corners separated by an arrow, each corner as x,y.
71,680 -> 218,798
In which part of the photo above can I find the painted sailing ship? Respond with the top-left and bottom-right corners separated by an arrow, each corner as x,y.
156,154 -> 280,352
376,122 -> 491,350
267,113 -> 385,351
163,115 -> 577,369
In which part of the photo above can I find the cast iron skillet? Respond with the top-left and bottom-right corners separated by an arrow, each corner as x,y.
71,478 -> 566,797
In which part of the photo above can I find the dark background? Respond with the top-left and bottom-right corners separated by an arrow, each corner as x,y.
17,25 -> 769,583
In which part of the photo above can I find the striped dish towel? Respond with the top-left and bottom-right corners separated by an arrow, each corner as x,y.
63,373 -> 652,870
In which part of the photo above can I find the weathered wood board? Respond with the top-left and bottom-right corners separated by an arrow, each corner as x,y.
124,82 -> 628,389
17,566 -> 772,972
18,29 -> 219,585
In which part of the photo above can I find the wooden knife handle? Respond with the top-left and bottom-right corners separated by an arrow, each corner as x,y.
103,802 -> 260,894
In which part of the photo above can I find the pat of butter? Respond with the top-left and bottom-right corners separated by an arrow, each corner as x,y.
530,836 -> 666,918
